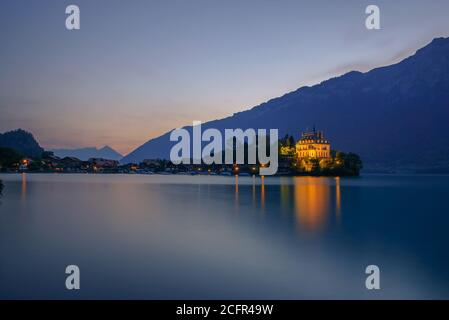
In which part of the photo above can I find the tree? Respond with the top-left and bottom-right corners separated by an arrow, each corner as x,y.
41,151 -> 55,159
294,150 -> 363,176
288,135 -> 295,147
327,151 -> 363,176
0,147 -> 23,170
344,152 -> 363,175
28,160 -> 43,172
279,134 -> 296,157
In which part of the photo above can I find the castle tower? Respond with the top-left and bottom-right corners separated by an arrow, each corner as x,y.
296,127 -> 331,159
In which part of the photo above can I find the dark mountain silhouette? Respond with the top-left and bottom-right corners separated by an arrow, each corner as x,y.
122,37 -> 449,172
0,129 -> 44,158
51,146 -> 122,161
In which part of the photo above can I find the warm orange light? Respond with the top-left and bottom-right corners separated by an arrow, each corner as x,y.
335,177 -> 341,219
294,177 -> 330,231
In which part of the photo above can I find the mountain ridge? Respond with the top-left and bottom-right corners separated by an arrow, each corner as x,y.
51,145 -> 123,161
122,37 -> 449,172
0,129 -> 44,158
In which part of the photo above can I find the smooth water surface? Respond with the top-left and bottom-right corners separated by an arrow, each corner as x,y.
1,173 -> 448,299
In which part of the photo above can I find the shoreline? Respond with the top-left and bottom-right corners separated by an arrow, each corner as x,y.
0,171 -> 357,178
2,171 -> 449,177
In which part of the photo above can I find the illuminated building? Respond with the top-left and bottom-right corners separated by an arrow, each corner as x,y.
296,127 -> 331,160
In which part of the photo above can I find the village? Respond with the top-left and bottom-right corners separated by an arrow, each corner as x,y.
0,128 -> 362,177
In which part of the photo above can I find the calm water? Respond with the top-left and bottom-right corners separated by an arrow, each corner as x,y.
0,173 -> 449,299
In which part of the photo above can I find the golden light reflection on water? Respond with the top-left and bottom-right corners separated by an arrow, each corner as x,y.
233,175 -> 341,230
252,175 -> 256,207
294,177 -> 330,230
234,175 -> 240,214
235,175 -> 265,214
234,175 -> 239,201
260,176 -> 265,212
335,177 -> 341,222
21,173 -> 27,202
292,177 -> 342,231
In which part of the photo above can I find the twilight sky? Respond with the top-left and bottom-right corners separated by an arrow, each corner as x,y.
1,0 -> 449,155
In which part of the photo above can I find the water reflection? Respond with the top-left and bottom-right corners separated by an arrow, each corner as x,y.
234,175 -> 239,213
234,175 -> 341,231
235,175 -> 265,213
234,175 -> 239,200
21,173 -> 27,202
260,176 -> 265,212
1,174 -> 449,298
280,183 -> 289,205
252,176 -> 256,207
294,177 -> 332,230
335,177 -> 341,222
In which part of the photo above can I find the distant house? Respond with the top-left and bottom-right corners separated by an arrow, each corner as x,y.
142,159 -> 161,167
19,158 -> 33,171
60,157 -> 83,171
88,158 -> 119,168
296,127 -> 331,160
42,154 -> 62,170
141,159 -> 165,170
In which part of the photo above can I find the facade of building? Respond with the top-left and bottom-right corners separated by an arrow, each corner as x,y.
296,128 -> 331,159
88,157 -> 119,168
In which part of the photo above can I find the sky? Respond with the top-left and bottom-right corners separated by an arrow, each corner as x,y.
1,0 -> 449,155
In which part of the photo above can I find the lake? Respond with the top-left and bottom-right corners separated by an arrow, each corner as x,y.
0,173 -> 448,299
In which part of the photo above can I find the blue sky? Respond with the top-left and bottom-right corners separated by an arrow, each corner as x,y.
1,0 -> 449,154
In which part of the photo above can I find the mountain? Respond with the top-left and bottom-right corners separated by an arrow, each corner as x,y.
51,146 -> 122,161
0,129 -> 44,158
122,37 -> 449,172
